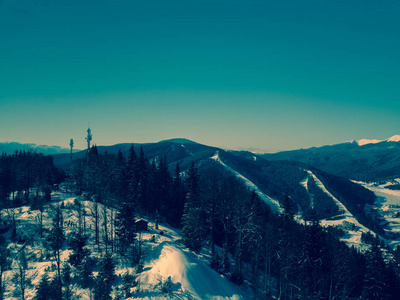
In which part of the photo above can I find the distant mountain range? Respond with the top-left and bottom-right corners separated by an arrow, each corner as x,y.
0,141 -> 77,156
262,135 -> 400,182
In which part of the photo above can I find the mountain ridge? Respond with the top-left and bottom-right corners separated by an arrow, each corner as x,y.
0,141 -> 77,155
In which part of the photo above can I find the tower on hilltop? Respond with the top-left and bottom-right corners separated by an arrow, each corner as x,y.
70,138 -> 74,163
85,126 -> 92,151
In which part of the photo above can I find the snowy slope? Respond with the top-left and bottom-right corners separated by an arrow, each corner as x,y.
302,171 -> 372,250
354,135 -> 400,146
0,189 -> 251,300
142,241 -> 249,300
211,151 -> 282,213
359,181 -> 400,249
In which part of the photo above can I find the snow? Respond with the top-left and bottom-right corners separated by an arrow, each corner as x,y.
387,135 -> 400,142
142,241 -> 248,299
356,138 -> 382,146
302,171 -> 372,250
211,151 -> 282,214
358,182 -> 400,249
305,171 -> 349,215
353,135 -> 400,146
1,189 -> 251,300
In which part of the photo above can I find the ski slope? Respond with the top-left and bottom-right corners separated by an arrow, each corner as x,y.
302,171 -> 372,250
211,151 -> 282,213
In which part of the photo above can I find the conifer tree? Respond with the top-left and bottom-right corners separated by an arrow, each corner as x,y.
136,146 -> 149,212
48,205 -> 64,299
168,163 -> 186,227
68,233 -> 89,267
154,157 -> 171,216
115,201 -> 136,255
300,209 -> 329,298
34,273 -> 50,300
182,163 -> 206,253
362,241 -> 388,300
62,263 -> 72,300
94,254 -> 115,300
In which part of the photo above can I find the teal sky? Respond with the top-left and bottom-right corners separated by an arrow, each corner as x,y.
1,0 -> 399,152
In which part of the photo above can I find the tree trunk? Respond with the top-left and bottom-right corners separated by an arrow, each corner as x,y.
103,205 -> 108,255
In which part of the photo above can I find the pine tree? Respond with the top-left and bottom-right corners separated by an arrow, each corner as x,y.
181,163 -> 206,253
68,233 -> 89,267
154,157 -> 171,217
48,205 -> 64,299
362,241 -> 388,300
168,163 -> 186,227
115,200 -> 136,255
34,273 -> 50,300
77,256 -> 94,288
62,263 -> 72,300
94,254 -> 115,300
49,276 -> 62,300
136,146 -> 149,213
300,209 -> 329,298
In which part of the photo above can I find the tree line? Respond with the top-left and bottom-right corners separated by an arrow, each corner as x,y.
0,150 -> 62,208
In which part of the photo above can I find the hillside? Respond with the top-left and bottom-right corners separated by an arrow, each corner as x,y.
0,188 -> 250,300
261,138 -> 400,182
52,139 -> 388,238
51,139 -> 217,172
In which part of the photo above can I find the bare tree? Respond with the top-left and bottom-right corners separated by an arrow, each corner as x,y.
13,248 -> 29,300
102,204 -> 108,254
0,244 -> 10,300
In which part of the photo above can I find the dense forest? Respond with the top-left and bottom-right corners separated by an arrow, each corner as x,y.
0,150 -> 63,209
1,146 -> 400,299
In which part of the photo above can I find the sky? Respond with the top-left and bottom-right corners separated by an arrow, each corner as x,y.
1,0 -> 399,153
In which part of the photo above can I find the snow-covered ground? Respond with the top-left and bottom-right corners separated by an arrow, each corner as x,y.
299,171 -> 372,251
211,151 -> 282,214
0,190 -> 251,300
300,173 -> 400,250
358,180 -> 400,249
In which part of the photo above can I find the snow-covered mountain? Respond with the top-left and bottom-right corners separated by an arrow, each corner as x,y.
353,135 -> 400,146
0,142 -> 76,155
262,135 -> 400,182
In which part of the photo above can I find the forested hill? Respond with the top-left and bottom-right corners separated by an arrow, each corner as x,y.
53,139 -> 380,228
51,139 -> 217,172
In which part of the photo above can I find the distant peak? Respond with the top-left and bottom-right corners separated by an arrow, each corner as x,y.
159,138 -> 197,144
353,135 -> 400,146
355,138 -> 383,146
387,135 -> 400,142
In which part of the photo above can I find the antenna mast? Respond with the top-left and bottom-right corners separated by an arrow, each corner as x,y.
70,138 -> 74,163
85,126 -> 92,151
